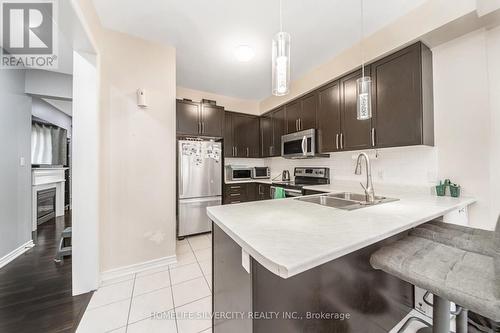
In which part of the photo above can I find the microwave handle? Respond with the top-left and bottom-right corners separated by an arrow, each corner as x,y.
301,136 -> 307,155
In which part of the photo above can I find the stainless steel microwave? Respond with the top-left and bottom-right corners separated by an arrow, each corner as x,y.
253,167 -> 270,179
226,165 -> 253,181
281,129 -> 328,159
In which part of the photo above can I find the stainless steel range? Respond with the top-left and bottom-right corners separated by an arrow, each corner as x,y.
271,167 -> 330,198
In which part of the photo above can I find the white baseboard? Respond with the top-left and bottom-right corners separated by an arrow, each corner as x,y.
0,240 -> 35,269
100,255 -> 177,285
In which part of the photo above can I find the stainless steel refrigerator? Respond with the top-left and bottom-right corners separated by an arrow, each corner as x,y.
177,140 -> 222,238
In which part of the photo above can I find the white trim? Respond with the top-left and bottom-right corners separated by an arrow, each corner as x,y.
100,255 -> 177,285
0,240 -> 35,269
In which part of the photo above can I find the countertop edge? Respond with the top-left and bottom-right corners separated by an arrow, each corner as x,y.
208,197 -> 476,279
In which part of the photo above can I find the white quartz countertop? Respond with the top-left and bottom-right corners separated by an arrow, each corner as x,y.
207,181 -> 476,279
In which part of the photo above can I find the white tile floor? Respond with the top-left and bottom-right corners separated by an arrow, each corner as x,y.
77,234 -> 213,333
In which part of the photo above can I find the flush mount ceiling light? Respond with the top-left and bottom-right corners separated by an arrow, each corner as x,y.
234,45 -> 255,62
356,0 -> 372,120
272,0 -> 291,96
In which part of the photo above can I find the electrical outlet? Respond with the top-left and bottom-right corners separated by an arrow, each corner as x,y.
20,157 -> 25,166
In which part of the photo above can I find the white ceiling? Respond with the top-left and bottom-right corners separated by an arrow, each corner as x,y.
92,0 -> 426,100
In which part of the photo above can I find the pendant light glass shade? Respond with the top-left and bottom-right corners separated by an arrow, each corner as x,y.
272,32 -> 291,96
356,76 -> 372,120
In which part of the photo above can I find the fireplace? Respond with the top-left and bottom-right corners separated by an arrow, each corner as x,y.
37,188 -> 56,224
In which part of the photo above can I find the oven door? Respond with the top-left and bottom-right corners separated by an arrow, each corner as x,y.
281,129 -> 315,158
270,186 -> 303,199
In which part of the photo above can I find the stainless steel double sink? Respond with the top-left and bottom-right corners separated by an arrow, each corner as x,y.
296,192 -> 399,211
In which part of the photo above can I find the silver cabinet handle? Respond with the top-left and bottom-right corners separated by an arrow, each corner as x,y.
299,118 -> 302,131
246,147 -> 249,157
336,134 -> 339,150
269,146 -> 272,156
230,193 -> 240,197
301,136 -> 307,155
258,184 -> 263,195
235,147 -> 238,156
371,128 -> 376,147
201,122 -> 205,134
340,133 -> 344,149
295,119 -> 298,132
198,122 -> 201,134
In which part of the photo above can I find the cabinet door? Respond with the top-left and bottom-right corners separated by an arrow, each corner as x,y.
224,112 -> 234,157
285,101 -> 300,133
340,69 -> 372,151
299,93 -> 317,131
246,183 -> 257,202
272,107 -> 285,157
244,116 -> 260,158
372,43 -> 424,148
176,100 -> 200,135
317,81 -> 341,153
232,114 -> 248,157
201,104 -> 224,137
260,115 -> 273,158
257,183 -> 271,200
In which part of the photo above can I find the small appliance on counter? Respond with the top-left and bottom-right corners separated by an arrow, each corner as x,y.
271,167 -> 330,198
282,170 -> 290,181
253,167 -> 270,179
226,165 -> 253,181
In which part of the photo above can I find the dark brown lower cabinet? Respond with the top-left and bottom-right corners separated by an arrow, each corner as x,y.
223,183 -> 271,204
213,224 -> 413,333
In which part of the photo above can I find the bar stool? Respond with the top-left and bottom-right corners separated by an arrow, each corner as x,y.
370,219 -> 500,333
54,227 -> 72,263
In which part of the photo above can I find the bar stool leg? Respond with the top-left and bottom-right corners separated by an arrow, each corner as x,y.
456,308 -> 468,333
433,296 -> 450,333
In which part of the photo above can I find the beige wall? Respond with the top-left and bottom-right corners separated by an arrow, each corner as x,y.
177,86 -> 259,115
75,0 -> 177,273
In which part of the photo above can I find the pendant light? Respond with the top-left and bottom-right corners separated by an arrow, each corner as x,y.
272,0 -> 291,96
356,0 -> 372,120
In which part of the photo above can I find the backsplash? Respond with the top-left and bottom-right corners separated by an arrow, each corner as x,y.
225,146 -> 438,186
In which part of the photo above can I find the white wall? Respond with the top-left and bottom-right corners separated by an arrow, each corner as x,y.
486,26 -> 500,227
433,28 -> 498,230
72,51 -> 100,294
25,69 -> 73,100
0,69 -> 33,261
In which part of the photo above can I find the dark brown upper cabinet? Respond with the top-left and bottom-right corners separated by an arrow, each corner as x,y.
201,103 -> 224,137
317,81 -> 341,153
285,93 -> 318,133
340,69 -> 373,151
272,107 -> 285,156
176,99 -> 200,135
260,115 -> 273,158
176,99 -> 224,137
224,112 -> 260,158
260,107 -> 285,157
371,42 -> 434,148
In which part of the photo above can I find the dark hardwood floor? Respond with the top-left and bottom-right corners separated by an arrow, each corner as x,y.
0,212 -> 93,333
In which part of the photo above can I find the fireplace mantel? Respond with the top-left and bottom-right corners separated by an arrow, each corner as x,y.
32,168 -> 67,233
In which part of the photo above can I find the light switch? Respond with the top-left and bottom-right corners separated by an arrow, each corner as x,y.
20,157 -> 26,166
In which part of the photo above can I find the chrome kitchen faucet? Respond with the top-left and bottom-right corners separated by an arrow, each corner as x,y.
354,152 -> 375,204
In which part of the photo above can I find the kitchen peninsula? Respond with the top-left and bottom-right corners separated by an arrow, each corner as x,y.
207,181 -> 475,333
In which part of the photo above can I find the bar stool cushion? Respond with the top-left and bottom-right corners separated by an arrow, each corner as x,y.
370,236 -> 500,321
410,220 -> 495,256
